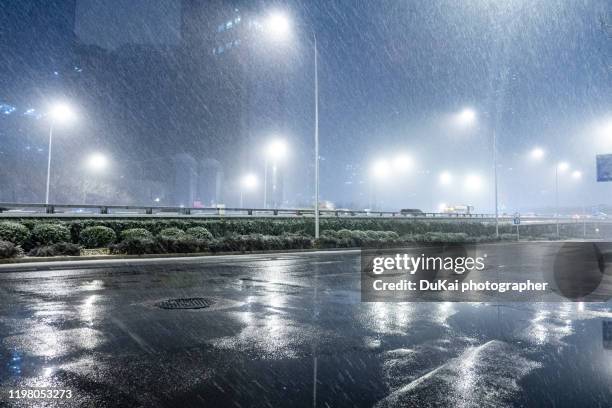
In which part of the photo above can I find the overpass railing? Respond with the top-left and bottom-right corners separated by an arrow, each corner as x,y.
0,202 -> 517,219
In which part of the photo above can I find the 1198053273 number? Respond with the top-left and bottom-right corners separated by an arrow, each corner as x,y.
8,389 -> 73,399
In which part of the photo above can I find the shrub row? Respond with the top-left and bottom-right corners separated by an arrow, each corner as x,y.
0,240 -> 23,258
8,217 -> 609,242
1,217 -> 609,259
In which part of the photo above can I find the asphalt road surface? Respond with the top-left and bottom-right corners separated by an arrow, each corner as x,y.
0,247 -> 611,407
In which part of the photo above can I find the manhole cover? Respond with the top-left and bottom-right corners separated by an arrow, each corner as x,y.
155,297 -> 216,310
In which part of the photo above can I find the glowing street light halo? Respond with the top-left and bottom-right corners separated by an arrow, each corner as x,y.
529,147 -> 545,160
264,11 -> 291,41
439,171 -> 453,185
464,173 -> 482,192
242,173 -> 258,190
266,138 -> 288,161
86,152 -> 109,172
371,159 -> 391,180
392,154 -> 413,173
557,161 -> 570,173
49,103 -> 76,124
456,107 -> 477,127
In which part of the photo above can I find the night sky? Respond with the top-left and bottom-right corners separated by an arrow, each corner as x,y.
0,0 -> 610,212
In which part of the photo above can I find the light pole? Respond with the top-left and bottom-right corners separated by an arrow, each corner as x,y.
555,161 -> 569,239
45,104 -> 75,205
314,33 -> 320,238
455,107 -> 499,236
240,173 -> 258,208
369,159 -> 391,210
263,139 -> 287,208
83,152 -> 109,203
493,129 -> 499,238
263,11 -> 320,236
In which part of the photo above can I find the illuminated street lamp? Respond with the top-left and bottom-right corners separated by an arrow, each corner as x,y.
263,12 -> 321,238
555,161 -> 571,238
392,154 -> 413,173
456,108 -> 476,127
240,173 -> 258,208
264,11 -> 291,41
529,147 -> 545,161
368,159 -> 391,210
263,138 -> 288,208
371,159 -> 391,180
464,174 -> 483,192
439,171 -> 453,186
45,103 -> 76,205
85,153 -> 109,172
455,107 -> 499,236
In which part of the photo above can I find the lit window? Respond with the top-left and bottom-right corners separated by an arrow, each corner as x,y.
226,21 -> 233,29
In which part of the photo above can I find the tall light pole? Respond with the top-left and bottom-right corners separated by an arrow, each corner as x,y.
45,103 -> 75,204
83,152 -> 109,203
263,11 -> 320,236
455,107 -> 498,235
493,129 -> 499,238
240,173 -> 258,208
314,33 -> 320,238
555,161 -> 570,239
263,139 -> 287,208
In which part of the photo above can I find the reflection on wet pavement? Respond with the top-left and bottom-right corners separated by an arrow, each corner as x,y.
0,252 -> 610,407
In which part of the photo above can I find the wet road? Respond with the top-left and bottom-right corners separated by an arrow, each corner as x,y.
0,250 -> 611,407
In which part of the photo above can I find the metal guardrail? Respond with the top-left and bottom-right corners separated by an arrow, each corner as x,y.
0,202 -> 517,219
0,202 -> 589,223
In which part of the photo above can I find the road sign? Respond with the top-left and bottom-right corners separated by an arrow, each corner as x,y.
513,213 -> 521,225
596,154 -> 612,182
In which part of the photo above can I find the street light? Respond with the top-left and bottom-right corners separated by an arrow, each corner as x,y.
240,173 -> 258,208
529,147 -> 545,160
369,159 -> 391,210
555,161 -> 570,238
371,159 -> 391,180
85,153 -> 108,172
264,12 -> 291,40
439,171 -> 453,185
263,13 -> 321,238
464,174 -> 483,192
45,103 -> 75,204
263,138 -> 288,208
455,107 -> 499,236
392,154 -> 413,173
456,108 -> 477,127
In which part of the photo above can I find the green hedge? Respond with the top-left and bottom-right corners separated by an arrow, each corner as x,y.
0,222 -> 30,245
158,227 -> 186,239
0,217 -> 608,258
80,226 -> 116,248
31,224 -> 71,246
28,242 -> 81,257
0,240 -> 22,258
120,228 -> 153,241
7,217 -> 609,243
185,227 -> 214,241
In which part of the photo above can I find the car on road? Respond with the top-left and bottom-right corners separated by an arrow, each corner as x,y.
400,208 -> 424,216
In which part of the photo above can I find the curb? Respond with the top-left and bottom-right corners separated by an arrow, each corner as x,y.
0,247 -> 362,267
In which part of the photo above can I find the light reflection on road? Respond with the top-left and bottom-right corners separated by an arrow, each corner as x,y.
0,253 -> 610,407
